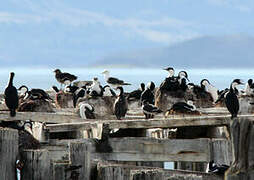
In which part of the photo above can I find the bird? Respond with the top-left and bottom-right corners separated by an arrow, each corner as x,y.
54,69 -> 77,89
140,81 -> 155,105
142,100 -> 163,119
52,86 -> 60,93
206,160 -> 229,175
200,79 -> 219,103
225,79 -> 243,119
79,103 -> 95,119
101,70 -> 131,89
113,86 -> 128,120
87,77 -> 103,97
4,72 -> 19,117
215,88 -> 229,104
177,71 -> 189,83
165,100 -> 200,116
244,79 -> 254,96
18,85 -> 52,101
159,67 -> 179,92
103,85 -> 116,97
127,83 -> 145,101
187,83 -> 207,98
65,84 -> 87,108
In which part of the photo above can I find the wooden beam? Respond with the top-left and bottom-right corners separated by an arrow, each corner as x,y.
96,138 -> 211,162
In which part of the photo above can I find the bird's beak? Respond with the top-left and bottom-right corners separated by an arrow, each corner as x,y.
163,68 -> 168,71
186,77 -> 190,82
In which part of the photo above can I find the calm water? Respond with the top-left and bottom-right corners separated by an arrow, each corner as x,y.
0,67 -> 253,92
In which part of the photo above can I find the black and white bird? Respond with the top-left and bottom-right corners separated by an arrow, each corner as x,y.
4,72 -> 19,117
65,84 -> 87,107
225,79 -> 244,119
87,77 -> 103,97
165,100 -> 197,115
18,85 -> 52,101
141,81 -> 155,105
142,100 -> 163,119
113,86 -> 128,120
159,67 -> 178,91
215,88 -> 229,104
101,70 -> 131,89
127,83 -> 145,101
206,161 -> 229,175
54,69 -> 77,88
244,79 -> 254,96
178,71 -> 189,83
201,79 -> 219,103
79,103 -> 95,119
103,85 -> 116,97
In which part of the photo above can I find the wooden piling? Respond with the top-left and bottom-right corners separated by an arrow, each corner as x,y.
225,118 -> 254,180
70,142 -> 92,180
21,149 -> 51,180
0,128 -> 19,180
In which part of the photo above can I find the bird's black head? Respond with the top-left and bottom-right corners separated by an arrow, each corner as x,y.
116,86 -> 124,94
52,86 -> 60,93
248,79 -> 253,85
178,71 -> 189,81
140,83 -> 145,91
232,79 -> 244,85
200,79 -> 210,86
54,69 -> 61,74
163,67 -> 174,71
10,72 -> 15,77
147,81 -> 155,91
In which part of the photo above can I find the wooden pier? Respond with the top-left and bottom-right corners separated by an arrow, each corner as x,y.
0,107 -> 253,180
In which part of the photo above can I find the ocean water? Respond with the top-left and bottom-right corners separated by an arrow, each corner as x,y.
0,67 -> 253,92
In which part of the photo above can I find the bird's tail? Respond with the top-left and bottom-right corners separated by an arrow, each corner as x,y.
123,83 -> 131,85
10,109 -> 16,117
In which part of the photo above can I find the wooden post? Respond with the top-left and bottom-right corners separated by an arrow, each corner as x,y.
22,149 -> 51,180
0,128 -> 19,180
52,162 -> 69,180
70,142 -> 91,180
132,170 -> 164,180
225,118 -> 254,180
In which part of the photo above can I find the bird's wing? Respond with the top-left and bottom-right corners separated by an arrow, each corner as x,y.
107,77 -> 124,84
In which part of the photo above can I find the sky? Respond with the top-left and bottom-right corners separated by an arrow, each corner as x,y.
1,0 -> 254,67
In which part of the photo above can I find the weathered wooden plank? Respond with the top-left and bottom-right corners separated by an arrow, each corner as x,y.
97,162 -> 223,180
52,162 -> 69,180
0,111 -> 83,123
43,138 -> 229,163
94,138 -> 211,162
22,149 -> 51,180
0,128 -> 19,180
44,115 -> 237,133
70,142 -> 92,180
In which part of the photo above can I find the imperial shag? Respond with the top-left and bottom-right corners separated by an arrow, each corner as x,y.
225,79 -> 243,119
4,72 -> 19,117
113,87 -> 128,120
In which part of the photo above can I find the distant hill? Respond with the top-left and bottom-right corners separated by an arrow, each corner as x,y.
94,35 -> 254,68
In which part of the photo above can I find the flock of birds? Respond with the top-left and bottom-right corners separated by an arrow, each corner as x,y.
1,67 -> 253,121
2,67 -> 251,176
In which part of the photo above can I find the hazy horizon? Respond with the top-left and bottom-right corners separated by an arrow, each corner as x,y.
1,1 -> 254,67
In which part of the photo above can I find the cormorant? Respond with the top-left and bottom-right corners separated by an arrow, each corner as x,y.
140,81 -> 155,105
79,103 -> 95,119
127,83 -> 145,101
4,72 -> 19,117
113,86 -> 128,120
225,79 -> 243,119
